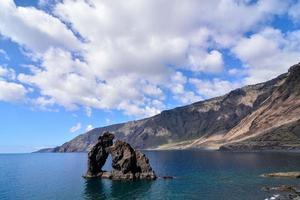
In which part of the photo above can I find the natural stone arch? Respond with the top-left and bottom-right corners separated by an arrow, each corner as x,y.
84,132 -> 156,180
86,132 -> 114,177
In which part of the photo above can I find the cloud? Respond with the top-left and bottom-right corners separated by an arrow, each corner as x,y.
168,71 -> 202,104
173,91 -> 203,105
0,0 -> 298,116
31,96 -> 57,111
0,0 -> 80,56
188,50 -> 224,73
190,78 -> 241,99
85,124 -> 93,132
0,65 -> 27,103
232,27 -> 300,84
70,122 -> 81,133
85,107 -> 92,117
0,65 -> 16,80
0,49 -> 10,60
0,80 -> 27,102
288,0 -> 300,22
18,47 -> 168,115
105,118 -> 111,124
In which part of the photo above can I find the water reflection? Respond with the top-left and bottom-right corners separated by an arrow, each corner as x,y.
83,178 -> 153,200
83,179 -> 107,200
110,180 -> 153,199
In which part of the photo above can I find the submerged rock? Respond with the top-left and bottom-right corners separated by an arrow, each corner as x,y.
262,185 -> 300,200
84,132 -> 156,180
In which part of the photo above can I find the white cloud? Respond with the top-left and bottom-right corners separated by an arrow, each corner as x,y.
18,47 -> 169,116
188,50 -> 224,73
31,96 -> 57,111
105,118 -> 111,124
85,124 -> 93,132
168,71 -> 202,104
288,1 -> 300,22
0,80 -> 27,102
228,68 -> 239,76
0,65 -> 16,80
0,0 -> 80,56
169,71 -> 187,95
0,49 -> 9,60
190,78 -> 241,99
232,27 -> 300,84
70,122 -> 81,133
85,107 -> 92,117
173,91 -> 203,105
0,0 -> 297,116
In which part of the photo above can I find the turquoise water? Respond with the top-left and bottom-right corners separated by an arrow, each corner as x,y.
1,151 -> 300,200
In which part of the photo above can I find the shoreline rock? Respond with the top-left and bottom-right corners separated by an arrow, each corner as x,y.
261,172 -> 300,178
262,185 -> 300,200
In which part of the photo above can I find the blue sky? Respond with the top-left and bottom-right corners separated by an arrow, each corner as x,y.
0,0 -> 300,153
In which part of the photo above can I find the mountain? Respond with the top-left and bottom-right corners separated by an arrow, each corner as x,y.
37,63 -> 300,152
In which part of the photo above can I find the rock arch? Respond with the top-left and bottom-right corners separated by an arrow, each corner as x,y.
84,132 -> 156,180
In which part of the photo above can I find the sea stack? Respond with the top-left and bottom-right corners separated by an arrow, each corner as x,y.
84,132 -> 156,180
85,132 -> 115,177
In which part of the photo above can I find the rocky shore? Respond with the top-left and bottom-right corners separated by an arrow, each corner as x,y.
262,171 -> 300,200
262,185 -> 300,200
261,172 -> 300,179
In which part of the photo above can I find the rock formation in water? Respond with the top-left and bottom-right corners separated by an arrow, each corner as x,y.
86,132 -> 114,177
38,63 -> 300,152
85,132 -> 156,180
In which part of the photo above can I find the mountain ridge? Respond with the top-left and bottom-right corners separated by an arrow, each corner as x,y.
37,63 -> 300,152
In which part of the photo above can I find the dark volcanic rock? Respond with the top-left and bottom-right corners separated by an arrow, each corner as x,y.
85,132 -> 156,180
107,140 -> 156,180
262,185 -> 300,200
85,132 -> 115,177
135,150 -> 156,179
107,140 -> 137,179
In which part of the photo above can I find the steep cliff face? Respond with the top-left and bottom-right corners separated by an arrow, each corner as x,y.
37,63 -> 300,152
218,63 -> 300,151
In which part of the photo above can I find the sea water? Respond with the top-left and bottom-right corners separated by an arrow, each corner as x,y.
1,151 -> 300,200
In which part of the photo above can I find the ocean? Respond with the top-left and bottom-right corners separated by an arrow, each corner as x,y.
1,150 -> 300,200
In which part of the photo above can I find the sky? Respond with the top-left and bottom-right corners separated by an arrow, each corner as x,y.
0,0 -> 300,153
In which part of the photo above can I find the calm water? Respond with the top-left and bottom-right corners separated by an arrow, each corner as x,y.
0,151 -> 300,200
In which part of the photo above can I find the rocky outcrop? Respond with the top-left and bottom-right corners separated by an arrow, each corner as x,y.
261,172 -> 300,178
85,132 -> 114,177
85,132 -> 156,180
262,185 -> 300,200
135,151 -> 156,179
38,63 -> 300,152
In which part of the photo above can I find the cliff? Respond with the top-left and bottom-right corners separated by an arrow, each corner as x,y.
37,63 -> 300,152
